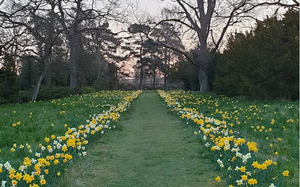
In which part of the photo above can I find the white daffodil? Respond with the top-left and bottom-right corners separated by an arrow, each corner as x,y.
1,180 -> 6,187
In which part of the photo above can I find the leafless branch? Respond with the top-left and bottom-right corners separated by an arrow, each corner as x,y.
154,18 -> 195,30
176,0 -> 201,32
212,1 -> 247,53
181,0 -> 201,21
147,34 -> 198,67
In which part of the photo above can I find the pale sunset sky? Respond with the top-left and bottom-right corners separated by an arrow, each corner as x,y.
136,0 -> 170,15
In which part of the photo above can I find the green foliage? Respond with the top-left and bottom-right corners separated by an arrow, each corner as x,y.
77,51 -> 115,91
12,86 -> 74,103
2,53 -> 16,72
169,50 -> 220,91
0,54 -> 19,104
51,47 -> 69,87
0,69 -> 19,104
118,83 -> 136,90
19,56 -> 41,90
17,90 -> 33,103
37,86 -> 74,101
80,86 -> 96,94
207,51 -> 221,90
169,60 -> 199,90
214,10 -> 299,100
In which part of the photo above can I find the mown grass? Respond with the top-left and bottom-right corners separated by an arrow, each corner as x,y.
163,90 -> 299,186
59,91 -> 225,187
1,90 -> 298,186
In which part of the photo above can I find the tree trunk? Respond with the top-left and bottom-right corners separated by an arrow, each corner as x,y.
164,46 -> 168,90
152,67 -> 156,89
198,66 -> 210,93
45,65 -> 51,86
164,71 -> 167,90
32,63 -> 48,102
138,40 -> 143,90
69,37 -> 77,90
44,3 -> 55,88
115,69 -> 119,89
138,65 -> 143,89
198,43 -> 210,93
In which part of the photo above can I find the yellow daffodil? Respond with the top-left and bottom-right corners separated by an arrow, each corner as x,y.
215,176 -> 221,182
282,170 -> 289,177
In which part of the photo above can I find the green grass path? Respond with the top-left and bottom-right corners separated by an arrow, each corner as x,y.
63,91 -> 225,187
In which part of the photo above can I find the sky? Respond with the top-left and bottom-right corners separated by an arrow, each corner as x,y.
136,0 -> 170,15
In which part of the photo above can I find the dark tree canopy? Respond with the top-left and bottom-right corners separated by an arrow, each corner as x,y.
214,10 -> 299,100
128,23 -> 151,34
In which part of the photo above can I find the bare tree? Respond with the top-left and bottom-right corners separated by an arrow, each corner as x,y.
84,20 -> 128,89
0,0 -> 62,101
155,0 -> 299,93
150,21 -> 184,90
128,23 -> 151,89
57,0 -> 120,91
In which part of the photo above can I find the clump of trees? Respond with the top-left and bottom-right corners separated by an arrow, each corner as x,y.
127,20 -> 183,90
153,0 -> 298,94
169,50 -> 220,91
0,0 -> 126,103
169,10 -> 298,100
214,10 -> 299,100
0,0 -> 298,104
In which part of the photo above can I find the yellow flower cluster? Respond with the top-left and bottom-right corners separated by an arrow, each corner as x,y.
1,90 -> 142,186
158,90 -> 292,187
252,159 -> 275,170
11,121 -> 21,127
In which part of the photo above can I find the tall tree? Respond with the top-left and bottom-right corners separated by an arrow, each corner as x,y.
84,22 -> 127,90
142,39 -> 164,89
20,56 -> 40,90
214,10 -> 299,100
31,0 -> 61,101
128,23 -> 150,89
0,53 -> 19,104
150,21 -> 184,90
156,0 -> 299,93
57,0 -> 119,91
0,0 -> 62,101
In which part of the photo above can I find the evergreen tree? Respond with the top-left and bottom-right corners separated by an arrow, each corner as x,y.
214,10 -> 299,100
20,56 -> 40,90
142,39 -> 164,89
0,53 -> 19,104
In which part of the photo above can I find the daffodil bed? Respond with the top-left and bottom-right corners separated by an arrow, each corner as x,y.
158,90 -> 299,187
0,90 -> 142,187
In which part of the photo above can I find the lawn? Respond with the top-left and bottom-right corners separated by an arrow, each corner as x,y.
0,90 -> 141,186
60,91 -> 225,187
0,89 -> 298,187
158,90 -> 299,187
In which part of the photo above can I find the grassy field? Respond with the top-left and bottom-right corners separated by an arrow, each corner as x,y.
0,90 -> 298,187
60,91 -> 225,187
0,90 -> 141,186
159,90 -> 299,187
0,91 -> 128,162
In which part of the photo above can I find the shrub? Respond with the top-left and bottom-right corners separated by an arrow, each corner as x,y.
0,69 -> 19,104
80,86 -> 96,94
18,90 -> 33,103
37,86 -> 74,101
